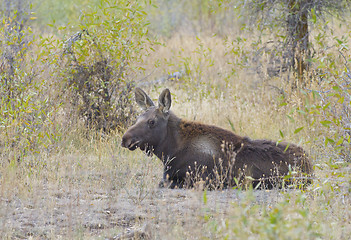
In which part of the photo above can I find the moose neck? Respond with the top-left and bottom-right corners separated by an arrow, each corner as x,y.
152,112 -> 182,164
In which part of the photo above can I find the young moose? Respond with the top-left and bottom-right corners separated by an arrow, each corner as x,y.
121,88 -> 313,189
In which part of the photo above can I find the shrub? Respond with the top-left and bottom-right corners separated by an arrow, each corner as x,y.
0,11 -> 58,163
60,0 -> 154,132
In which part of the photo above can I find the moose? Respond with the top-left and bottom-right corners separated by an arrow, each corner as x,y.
121,88 -> 313,189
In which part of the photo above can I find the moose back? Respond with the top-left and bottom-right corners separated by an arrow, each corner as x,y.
121,88 -> 313,189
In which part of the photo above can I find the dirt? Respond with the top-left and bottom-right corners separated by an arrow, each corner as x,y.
0,183 -> 285,239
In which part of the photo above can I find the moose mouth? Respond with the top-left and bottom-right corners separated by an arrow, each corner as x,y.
127,140 -> 140,151
122,139 -> 154,155
132,142 -> 154,156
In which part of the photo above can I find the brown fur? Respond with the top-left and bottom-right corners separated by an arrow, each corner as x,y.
121,88 -> 313,189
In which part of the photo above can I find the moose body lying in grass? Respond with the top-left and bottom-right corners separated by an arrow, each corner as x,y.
121,88 -> 313,189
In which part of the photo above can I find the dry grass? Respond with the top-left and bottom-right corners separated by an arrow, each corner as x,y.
1,16 -> 351,240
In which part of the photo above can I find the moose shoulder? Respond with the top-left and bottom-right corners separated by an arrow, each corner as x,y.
121,88 -> 313,189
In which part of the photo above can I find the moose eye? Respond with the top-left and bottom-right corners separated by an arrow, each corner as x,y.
148,119 -> 155,128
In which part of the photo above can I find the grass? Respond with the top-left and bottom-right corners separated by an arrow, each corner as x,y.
1,2 -> 351,239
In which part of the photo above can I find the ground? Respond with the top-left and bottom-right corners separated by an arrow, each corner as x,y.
2,179 -> 286,239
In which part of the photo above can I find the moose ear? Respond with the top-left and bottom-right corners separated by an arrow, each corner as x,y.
135,88 -> 155,110
158,88 -> 171,114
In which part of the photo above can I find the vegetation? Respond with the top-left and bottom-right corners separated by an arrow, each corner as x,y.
242,0 -> 350,86
0,0 -> 350,239
60,1 -> 153,131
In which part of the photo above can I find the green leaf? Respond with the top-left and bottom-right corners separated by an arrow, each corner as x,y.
325,138 -> 335,146
294,127 -> 304,134
297,109 -> 306,115
311,8 -> 317,24
286,115 -> 295,123
332,85 -> 340,91
320,120 -> 332,127
337,96 -> 344,104
227,117 -> 235,132
279,130 -> 284,138
336,137 -> 344,146
322,102 -> 330,110
336,38 -> 343,45
245,176 -> 255,181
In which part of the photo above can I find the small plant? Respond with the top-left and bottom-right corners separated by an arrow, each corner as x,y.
60,0 -> 154,132
0,10 -> 58,163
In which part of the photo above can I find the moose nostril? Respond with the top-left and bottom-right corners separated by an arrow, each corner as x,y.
121,136 -> 129,148
121,135 -> 136,149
